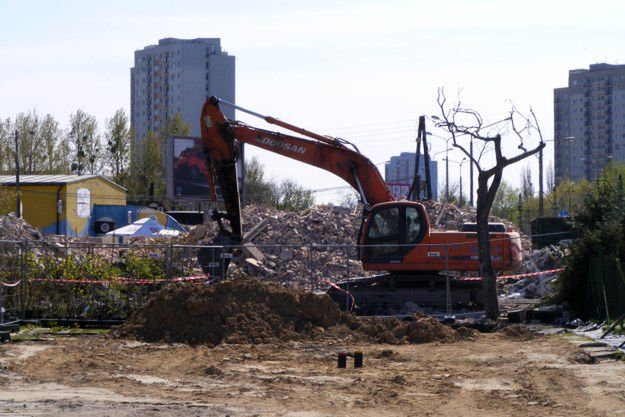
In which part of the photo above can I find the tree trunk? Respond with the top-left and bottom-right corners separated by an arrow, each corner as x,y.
476,170 -> 502,320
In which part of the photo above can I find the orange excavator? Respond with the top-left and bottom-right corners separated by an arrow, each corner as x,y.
199,97 -> 522,313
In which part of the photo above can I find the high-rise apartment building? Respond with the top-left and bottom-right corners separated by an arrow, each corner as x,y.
131,38 -> 235,142
385,152 -> 439,200
554,63 -> 625,183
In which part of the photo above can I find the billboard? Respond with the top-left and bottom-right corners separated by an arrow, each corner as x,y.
167,135 -> 244,201
386,182 -> 411,200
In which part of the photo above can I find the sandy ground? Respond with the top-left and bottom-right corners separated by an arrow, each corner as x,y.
0,329 -> 624,416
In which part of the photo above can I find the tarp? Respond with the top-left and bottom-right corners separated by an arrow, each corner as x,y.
106,217 -> 178,237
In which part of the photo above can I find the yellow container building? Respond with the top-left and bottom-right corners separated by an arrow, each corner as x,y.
0,175 -> 127,237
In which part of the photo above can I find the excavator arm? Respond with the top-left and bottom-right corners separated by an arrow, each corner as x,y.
200,96 -> 394,243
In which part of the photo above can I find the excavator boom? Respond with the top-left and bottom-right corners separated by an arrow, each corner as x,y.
202,97 -> 393,204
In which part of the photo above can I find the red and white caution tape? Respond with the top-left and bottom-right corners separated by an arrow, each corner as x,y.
0,280 -> 22,287
9,275 -> 208,286
321,278 -> 355,312
459,268 -> 564,282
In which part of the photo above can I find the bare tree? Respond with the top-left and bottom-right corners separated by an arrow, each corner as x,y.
338,190 -> 359,210
434,88 -> 545,319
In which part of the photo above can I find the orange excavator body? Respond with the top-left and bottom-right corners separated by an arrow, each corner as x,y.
199,97 -> 522,277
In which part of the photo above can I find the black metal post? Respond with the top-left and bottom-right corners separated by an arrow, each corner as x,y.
538,144 -> 544,217
421,117 -> 432,200
469,139 -> 474,206
459,167 -> 463,207
14,130 -> 21,218
445,151 -> 449,200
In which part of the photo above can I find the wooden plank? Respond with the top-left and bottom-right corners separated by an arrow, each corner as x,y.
243,218 -> 270,243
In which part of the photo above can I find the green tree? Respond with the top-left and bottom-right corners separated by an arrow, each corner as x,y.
127,131 -> 165,202
40,114 -> 71,174
69,109 -> 100,175
492,181 -> 518,222
128,114 -> 190,202
127,113 -> 190,202
14,111 -> 43,174
0,113 -> 70,175
0,118 -> 10,173
105,109 -> 131,183
0,186 -> 14,215
159,113 -> 190,140
555,163 -> 625,319
275,179 -> 314,211
242,157 -> 277,206
521,165 -> 534,199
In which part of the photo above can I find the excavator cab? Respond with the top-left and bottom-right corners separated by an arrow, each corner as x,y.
360,202 -> 428,265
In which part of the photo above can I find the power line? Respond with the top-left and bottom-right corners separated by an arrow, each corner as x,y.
320,119 -> 417,131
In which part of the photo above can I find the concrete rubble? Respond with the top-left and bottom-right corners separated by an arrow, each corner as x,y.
504,244 -> 569,299
183,202 -> 529,288
0,213 -> 44,242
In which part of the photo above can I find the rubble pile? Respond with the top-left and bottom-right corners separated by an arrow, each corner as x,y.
115,277 -> 468,345
0,213 -> 44,242
421,201 -> 532,252
504,244 -> 569,299
185,205 -> 361,246
183,205 -> 365,286
182,203 -> 530,287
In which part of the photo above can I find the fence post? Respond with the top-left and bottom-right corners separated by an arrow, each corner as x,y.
220,245 -> 226,281
165,243 -> 173,279
444,244 -> 451,316
19,240 -> 26,320
309,245 -> 314,291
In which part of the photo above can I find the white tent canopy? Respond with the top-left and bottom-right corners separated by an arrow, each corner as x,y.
106,217 -> 180,237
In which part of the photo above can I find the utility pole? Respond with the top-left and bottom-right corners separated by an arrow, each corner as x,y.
445,150 -> 449,200
459,168 -> 463,207
14,130 -> 21,218
421,117 -> 432,200
469,138 -> 474,206
538,143 -> 544,217
408,116 -> 432,201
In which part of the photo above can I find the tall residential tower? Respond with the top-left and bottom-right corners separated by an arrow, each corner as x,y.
385,152 -> 439,200
554,63 -> 625,183
131,38 -> 235,142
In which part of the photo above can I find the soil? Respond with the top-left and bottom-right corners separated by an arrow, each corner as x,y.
1,329 -> 624,416
114,278 -> 466,345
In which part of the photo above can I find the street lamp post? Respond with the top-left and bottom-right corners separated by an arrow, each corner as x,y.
446,157 -> 467,206
459,157 -> 467,206
432,147 -> 453,201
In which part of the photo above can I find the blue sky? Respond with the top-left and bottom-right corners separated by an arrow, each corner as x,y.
2,0 -> 625,203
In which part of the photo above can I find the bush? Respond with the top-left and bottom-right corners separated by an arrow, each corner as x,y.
555,220 -> 625,317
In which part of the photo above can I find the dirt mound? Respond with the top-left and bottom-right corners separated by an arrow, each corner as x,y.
115,278 -> 344,345
115,278 -> 466,346
499,324 -> 537,341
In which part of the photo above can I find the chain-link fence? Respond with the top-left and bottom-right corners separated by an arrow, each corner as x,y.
0,236 -> 529,321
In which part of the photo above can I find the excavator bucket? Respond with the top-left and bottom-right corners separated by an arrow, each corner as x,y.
197,230 -> 239,278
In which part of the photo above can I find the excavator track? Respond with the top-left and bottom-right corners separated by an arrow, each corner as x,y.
327,273 -> 484,315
